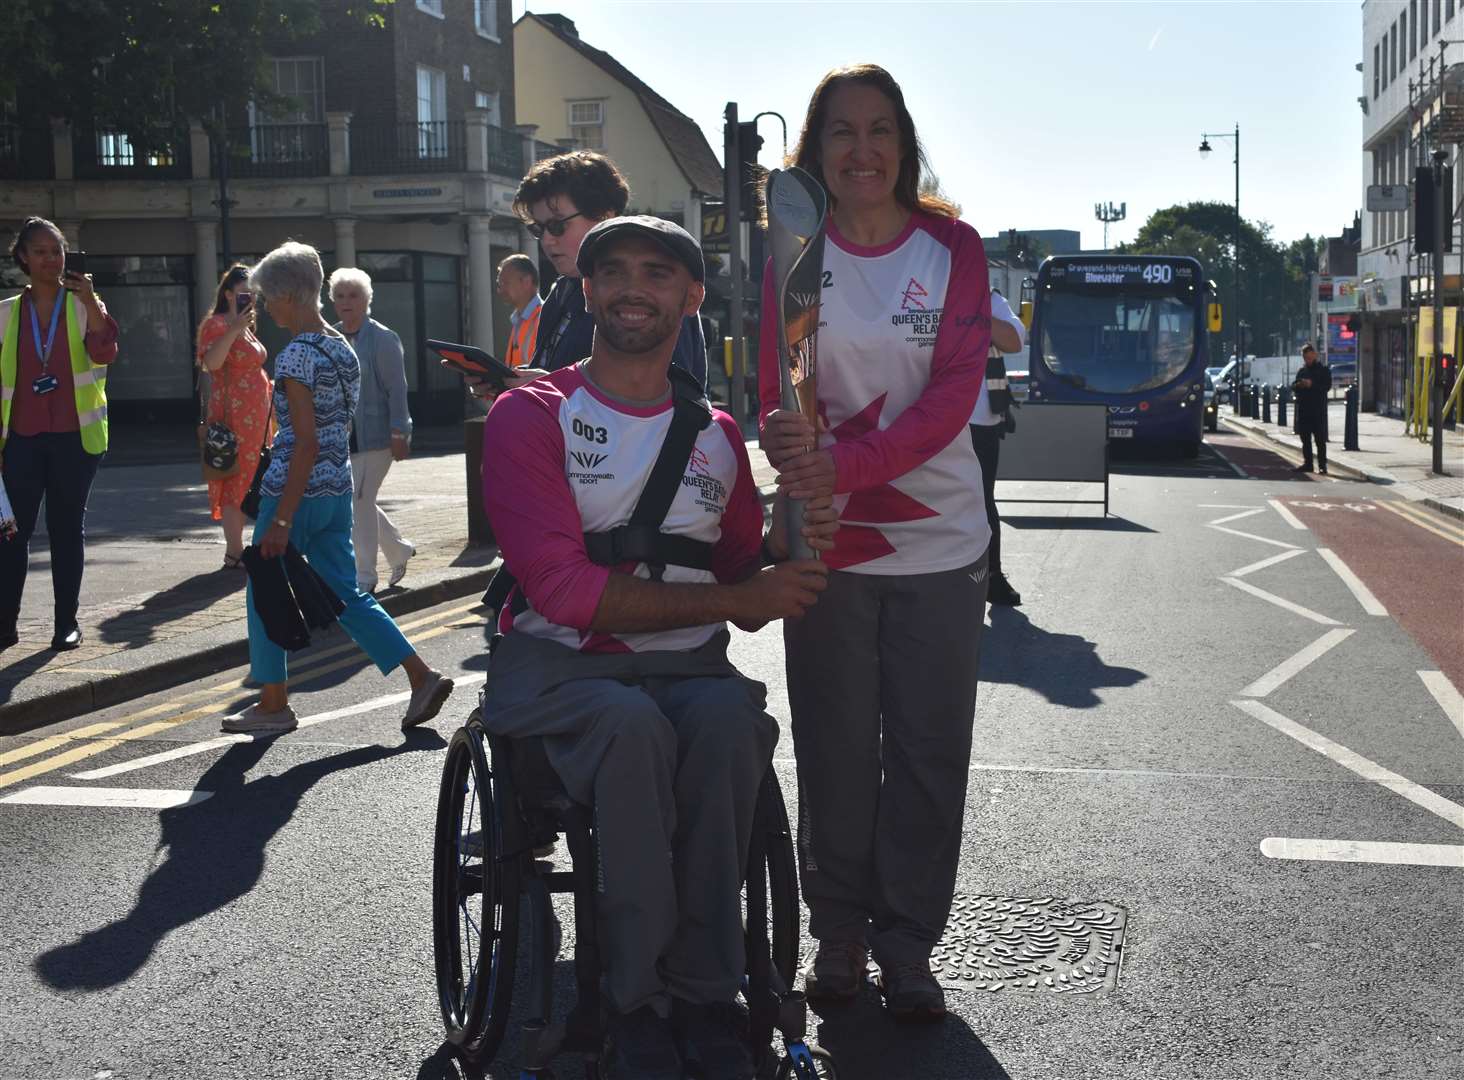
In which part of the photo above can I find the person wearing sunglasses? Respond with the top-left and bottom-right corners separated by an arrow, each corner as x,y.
465,151 -> 707,403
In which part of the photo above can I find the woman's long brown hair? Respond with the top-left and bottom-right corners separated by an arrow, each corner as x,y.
788,63 -> 958,220
196,264 -> 251,357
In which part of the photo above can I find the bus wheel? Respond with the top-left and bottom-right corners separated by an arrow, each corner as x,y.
1180,440 -> 1201,459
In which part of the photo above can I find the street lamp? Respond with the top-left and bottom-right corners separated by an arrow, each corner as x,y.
1200,125 -> 1241,409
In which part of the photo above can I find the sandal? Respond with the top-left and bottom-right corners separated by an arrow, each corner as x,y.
222,553 -> 245,570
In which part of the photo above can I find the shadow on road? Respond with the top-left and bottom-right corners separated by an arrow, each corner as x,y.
94,568 -> 244,645
31,728 -> 445,991
813,992 -> 1013,1079
1004,514 -> 1156,533
981,607 -> 1146,708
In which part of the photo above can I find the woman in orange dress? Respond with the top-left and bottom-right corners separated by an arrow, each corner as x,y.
196,264 -> 272,568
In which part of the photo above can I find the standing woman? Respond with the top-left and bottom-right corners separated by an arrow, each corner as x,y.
327,268 -> 415,593
0,217 -> 119,651
224,241 -> 452,735
197,264 -> 272,569
759,65 -> 993,1021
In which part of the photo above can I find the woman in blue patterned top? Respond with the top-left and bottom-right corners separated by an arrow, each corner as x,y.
223,241 -> 454,735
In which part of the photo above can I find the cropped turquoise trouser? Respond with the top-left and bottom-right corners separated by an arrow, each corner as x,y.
246,493 -> 414,684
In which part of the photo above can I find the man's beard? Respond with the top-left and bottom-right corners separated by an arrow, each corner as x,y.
593,296 -> 684,354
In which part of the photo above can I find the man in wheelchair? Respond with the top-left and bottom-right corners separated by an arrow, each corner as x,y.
480,216 -> 835,1080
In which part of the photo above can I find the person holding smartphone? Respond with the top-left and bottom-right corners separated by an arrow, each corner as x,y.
0,216 -> 119,652
197,264 -> 272,569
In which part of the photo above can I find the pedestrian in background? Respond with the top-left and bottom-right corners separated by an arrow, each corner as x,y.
197,264 -> 272,570
1292,342 -> 1331,475
968,288 -> 1026,607
496,253 -> 542,369
328,268 -> 415,593
225,241 -> 452,735
759,64 -> 992,1022
0,216 -> 118,652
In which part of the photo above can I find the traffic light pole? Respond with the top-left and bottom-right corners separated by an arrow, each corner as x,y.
1432,150 -> 1447,475
724,101 -> 747,432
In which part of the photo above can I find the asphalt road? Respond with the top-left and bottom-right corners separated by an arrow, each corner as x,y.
1,435 -> 1461,1080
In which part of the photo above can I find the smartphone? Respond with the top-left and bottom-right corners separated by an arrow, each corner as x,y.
427,339 -> 517,391
235,290 -> 253,314
63,251 -> 87,278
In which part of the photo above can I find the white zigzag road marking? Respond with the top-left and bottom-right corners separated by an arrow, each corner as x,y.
1230,549 -> 1307,579
1207,524 -> 1302,550
1222,578 -> 1343,626
1208,508 -> 1268,526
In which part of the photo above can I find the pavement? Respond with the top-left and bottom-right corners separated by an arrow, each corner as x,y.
0,429 -> 780,736
2,437 -> 1460,1079
1222,398 -> 1464,520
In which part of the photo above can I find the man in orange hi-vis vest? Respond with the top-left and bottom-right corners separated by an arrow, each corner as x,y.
496,253 -> 542,368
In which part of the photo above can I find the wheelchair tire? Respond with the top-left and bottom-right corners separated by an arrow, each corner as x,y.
760,771 -> 800,988
432,716 -> 520,1067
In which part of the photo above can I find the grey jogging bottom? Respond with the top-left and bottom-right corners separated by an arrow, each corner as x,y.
480,629 -> 777,1017
785,556 -> 987,970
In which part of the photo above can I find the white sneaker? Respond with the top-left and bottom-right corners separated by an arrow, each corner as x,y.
402,670 -> 453,730
388,544 -> 416,589
221,704 -> 298,735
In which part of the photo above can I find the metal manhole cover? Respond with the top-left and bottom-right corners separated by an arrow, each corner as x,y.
929,894 -> 1127,995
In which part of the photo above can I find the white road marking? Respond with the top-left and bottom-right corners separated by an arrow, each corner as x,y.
1207,524 -> 1302,550
0,786 -> 212,809
1260,837 -> 1464,868
1231,699 -> 1464,829
1222,577 -> 1344,626
1240,628 -> 1355,698
1268,499 -> 1308,530
1418,671 -> 1464,740
1316,548 -> 1388,616
69,673 -> 488,781
1230,549 -> 1307,579
1208,508 -> 1267,526
1207,443 -> 1250,479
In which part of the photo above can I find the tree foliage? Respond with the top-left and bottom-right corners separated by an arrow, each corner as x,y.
1120,201 -> 1322,357
0,1 -> 392,146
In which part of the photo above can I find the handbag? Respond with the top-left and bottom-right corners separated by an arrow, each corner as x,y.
201,421 -> 240,478
240,395 -> 275,521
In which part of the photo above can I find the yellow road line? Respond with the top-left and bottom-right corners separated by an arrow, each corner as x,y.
0,604 -> 487,791
1375,499 -> 1464,546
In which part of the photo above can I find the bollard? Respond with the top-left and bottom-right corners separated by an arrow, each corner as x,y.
1344,382 -> 1360,451
1262,384 -> 1273,424
1277,386 -> 1289,428
1247,384 -> 1259,419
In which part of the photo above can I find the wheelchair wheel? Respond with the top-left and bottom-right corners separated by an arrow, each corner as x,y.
432,716 -> 520,1067
760,771 -> 800,986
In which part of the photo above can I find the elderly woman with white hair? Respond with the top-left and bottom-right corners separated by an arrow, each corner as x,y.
328,267 -> 415,592
223,241 -> 453,736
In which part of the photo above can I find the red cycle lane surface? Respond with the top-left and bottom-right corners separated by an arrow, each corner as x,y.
1283,497 -> 1464,692
1206,430 -> 1329,482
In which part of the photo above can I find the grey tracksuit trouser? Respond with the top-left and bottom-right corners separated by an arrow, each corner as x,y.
785,557 -> 987,970
481,629 -> 777,1017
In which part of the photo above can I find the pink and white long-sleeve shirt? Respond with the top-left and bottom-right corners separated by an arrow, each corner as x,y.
483,362 -> 763,653
759,211 -> 993,574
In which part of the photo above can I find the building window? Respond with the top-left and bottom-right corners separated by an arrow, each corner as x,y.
1392,22 -> 1399,78
1411,0 -> 1418,57
1382,36 -> 1390,89
1374,43 -> 1381,98
1450,0 -> 1456,24
260,56 -> 324,123
94,131 -> 176,168
1402,11 -> 1409,64
474,0 -> 500,40
568,100 -> 604,150
475,90 -> 501,127
416,64 -> 448,158
416,0 -> 444,17
1436,0 -> 1443,36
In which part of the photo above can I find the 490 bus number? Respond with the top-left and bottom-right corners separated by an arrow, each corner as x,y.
1141,264 -> 1174,285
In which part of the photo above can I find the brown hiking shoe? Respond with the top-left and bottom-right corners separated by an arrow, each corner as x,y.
802,940 -> 869,1002
877,961 -> 947,1023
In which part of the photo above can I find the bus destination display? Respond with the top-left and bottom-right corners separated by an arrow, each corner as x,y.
1050,261 -> 1196,286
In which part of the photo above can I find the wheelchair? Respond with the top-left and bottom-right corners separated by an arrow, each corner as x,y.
431,696 -> 838,1079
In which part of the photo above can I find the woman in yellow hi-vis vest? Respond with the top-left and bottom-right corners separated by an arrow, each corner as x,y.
0,217 -> 119,652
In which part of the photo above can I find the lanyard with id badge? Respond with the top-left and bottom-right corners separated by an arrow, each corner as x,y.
30,295 -> 64,396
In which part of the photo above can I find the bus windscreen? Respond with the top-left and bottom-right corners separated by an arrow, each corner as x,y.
1039,291 -> 1197,394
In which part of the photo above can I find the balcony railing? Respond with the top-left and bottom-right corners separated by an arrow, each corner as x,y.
72,126 -> 191,180
350,120 -> 466,175
533,139 -> 564,163
0,124 -> 54,180
223,123 -> 328,178
485,124 -> 524,177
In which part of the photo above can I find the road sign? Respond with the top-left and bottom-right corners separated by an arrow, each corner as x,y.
1367,184 -> 1410,212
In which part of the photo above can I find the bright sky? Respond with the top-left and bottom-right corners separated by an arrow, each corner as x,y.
513,0 -> 1360,250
